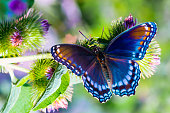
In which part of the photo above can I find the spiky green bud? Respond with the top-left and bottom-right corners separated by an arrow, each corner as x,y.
0,8 -> 49,57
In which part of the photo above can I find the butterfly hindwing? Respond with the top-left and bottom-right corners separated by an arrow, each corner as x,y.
105,56 -> 140,96
82,61 -> 112,103
105,22 -> 157,60
51,44 -> 96,76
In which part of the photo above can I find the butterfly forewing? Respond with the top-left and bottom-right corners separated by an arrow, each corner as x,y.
105,57 -> 140,96
51,44 -> 96,76
105,22 -> 157,60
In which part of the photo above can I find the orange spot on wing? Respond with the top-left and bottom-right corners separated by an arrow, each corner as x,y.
58,54 -> 62,58
56,51 -> 59,54
68,60 -> 72,64
143,36 -> 147,40
138,47 -> 142,50
72,64 -> 76,67
140,41 -> 144,45
63,57 -> 67,60
146,31 -> 150,36
84,72 -> 87,77
130,27 -> 146,39
147,27 -> 151,31
145,27 -> 151,36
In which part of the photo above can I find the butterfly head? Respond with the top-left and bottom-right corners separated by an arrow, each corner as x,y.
91,45 -> 100,54
91,45 -> 105,63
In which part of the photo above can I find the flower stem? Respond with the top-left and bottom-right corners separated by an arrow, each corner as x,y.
1,64 -> 30,73
0,53 -> 52,64
8,68 -> 18,83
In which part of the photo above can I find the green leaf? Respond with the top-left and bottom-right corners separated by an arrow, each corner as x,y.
1,84 -> 33,113
16,75 -> 30,87
33,64 -> 70,111
26,0 -> 34,8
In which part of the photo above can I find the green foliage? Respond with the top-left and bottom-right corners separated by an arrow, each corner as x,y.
29,59 -> 57,80
26,0 -> 35,8
1,61 -> 70,112
76,18 -> 125,51
16,75 -> 31,87
105,19 -> 125,42
24,59 -> 57,101
33,65 -> 70,111
76,38 -> 97,51
97,18 -> 125,50
77,0 -> 101,27
1,84 -> 33,113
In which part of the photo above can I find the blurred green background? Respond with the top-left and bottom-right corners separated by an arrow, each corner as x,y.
0,0 -> 170,113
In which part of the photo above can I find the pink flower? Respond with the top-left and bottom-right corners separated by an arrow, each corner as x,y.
10,31 -> 23,47
41,86 -> 73,112
53,97 -> 68,111
137,39 -> 161,78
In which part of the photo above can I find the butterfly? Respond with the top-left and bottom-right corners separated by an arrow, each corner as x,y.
51,22 -> 157,103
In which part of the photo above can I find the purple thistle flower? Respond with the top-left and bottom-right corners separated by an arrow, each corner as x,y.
41,19 -> 50,35
45,67 -> 55,80
8,0 -> 27,15
124,14 -> 137,29
10,31 -> 23,47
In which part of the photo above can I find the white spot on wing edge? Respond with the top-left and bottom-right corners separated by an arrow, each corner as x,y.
118,81 -> 123,86
91,80 -> 94,86
52,47 -> 56,53
56,45 -> 60,48
126,75 -> 131,81
151,28 -> 154,31
82,75 -> 86,81
94,82 -> 98,88
145,27 -> 149,30
129,65 -> 133,70
128,71 -> 132,76
98,85 -> 102,91
71,66 -> 74,70
54,53 -> 57,57
87,76 -> 90,81
57,48 -> 60,53
102,85 -> 106,90
123,79 -> 128,85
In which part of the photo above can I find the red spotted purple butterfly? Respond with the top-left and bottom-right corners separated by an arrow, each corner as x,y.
51,22 -> 157,103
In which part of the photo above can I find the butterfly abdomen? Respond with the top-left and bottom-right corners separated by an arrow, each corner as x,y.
101,63 -> 112,89
95,52 -> 112,90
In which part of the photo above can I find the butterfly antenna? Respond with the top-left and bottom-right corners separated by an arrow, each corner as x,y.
79,30 -> 91,42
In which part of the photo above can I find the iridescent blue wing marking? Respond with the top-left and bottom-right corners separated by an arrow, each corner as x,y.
105,57 -> 140,96
51,44 -> 95,76
51,44 -> 112,103
82,61 -> 112,103
105,22 -> 157,60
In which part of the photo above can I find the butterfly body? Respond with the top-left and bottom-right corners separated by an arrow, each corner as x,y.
92,46 -> 113,88
51,22 -> 157,103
